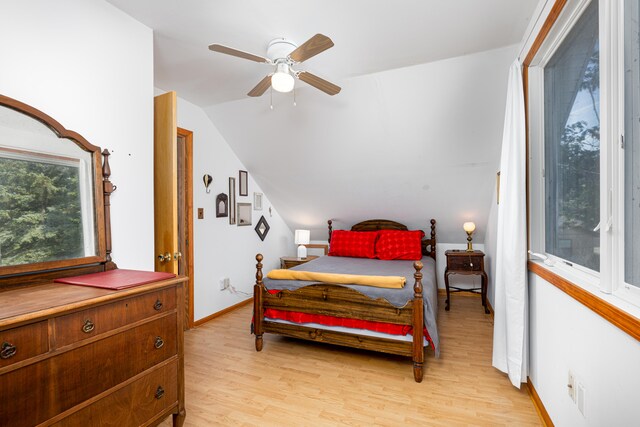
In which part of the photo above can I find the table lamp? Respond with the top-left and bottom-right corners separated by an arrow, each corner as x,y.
463,222 -> 476,252
295,229 -> 310,259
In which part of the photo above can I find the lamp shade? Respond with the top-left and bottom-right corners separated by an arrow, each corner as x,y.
271,63 -> 295,93
463,222 -> 476,233
294,229 -> 310,245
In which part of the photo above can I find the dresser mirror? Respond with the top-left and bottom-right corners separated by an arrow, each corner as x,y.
0,95 -> 112,281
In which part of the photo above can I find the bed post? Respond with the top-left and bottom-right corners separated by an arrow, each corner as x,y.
254,253 -> 264,351
328,219 -> 333,243
429,219 -> 436,260
412,260 -> 424,383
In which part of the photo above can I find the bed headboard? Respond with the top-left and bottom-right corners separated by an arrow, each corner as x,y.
327,218 -> 437,260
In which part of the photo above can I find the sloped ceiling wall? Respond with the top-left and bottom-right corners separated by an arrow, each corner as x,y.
206,45 -> 517,243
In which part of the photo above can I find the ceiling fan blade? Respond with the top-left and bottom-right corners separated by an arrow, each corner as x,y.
297,71 -> 341,96
289,34 -> 334,63
247,75 -> 272,97
208,44 -> 270,63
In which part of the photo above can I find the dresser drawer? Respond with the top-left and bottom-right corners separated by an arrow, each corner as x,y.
447,255 -> 483,272
52,312 -> 178,415
53,360 -> 178,427
54,288 -> 176,348
124,288 -> 176,324
0,321 -> 48,369
0,313 -> 177,427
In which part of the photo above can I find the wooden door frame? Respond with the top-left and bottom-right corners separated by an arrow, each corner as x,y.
178,127 -> 194,328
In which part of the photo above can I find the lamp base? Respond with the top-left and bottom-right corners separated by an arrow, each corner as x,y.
297,245 -> 307,259
466,234 -> 473,252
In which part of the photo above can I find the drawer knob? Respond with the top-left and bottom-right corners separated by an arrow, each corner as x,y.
155,385 -> 165,399
82,319 -> 95,334
0,342 -> 16,359
154,336 -> 164,349
153,299 -> 163,311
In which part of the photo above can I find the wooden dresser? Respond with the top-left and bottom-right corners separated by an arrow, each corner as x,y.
0,276 -> 187,426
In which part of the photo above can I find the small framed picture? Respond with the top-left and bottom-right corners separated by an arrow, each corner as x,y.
254,192 -> 263,210
239,170 -> 248,196
228,178 -> 236,224
237,203 -> 252,226
216,193 -> 228,217
255,215 -> 270,241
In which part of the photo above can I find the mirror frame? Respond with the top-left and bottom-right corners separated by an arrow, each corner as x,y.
0,94 -> 115,285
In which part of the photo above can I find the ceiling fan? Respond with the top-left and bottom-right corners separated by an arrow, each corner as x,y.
208,34 -> 341,97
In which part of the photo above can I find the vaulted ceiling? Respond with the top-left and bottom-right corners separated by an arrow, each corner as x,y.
107,0 -> 540,242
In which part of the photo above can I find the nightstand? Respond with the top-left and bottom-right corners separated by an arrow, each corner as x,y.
444,250 -> 489,313
280,255 -> 319,269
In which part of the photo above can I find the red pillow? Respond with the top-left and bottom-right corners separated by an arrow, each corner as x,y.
328,230 -> 378,258
375,230 -> 425,260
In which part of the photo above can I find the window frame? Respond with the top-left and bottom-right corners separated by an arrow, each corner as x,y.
615,0 -> 640,305
528,0 -> 603,289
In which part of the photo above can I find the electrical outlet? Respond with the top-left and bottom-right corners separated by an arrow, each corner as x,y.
219,278 -> 230,291
568,371 -> 576,402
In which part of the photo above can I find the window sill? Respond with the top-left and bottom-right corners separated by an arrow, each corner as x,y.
528,260 -> 640,342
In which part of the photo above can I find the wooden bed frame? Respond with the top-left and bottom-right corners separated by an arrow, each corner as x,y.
253,219 -> 437,382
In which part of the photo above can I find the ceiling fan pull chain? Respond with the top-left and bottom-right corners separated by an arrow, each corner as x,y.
293,87 -> 297,106
270,86 -> 274,110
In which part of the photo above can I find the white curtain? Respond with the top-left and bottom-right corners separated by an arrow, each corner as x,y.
492,59 -> 528,388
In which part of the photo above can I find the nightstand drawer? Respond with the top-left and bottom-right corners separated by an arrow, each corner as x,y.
447,255 -> 482,271
280,256 -> 319,269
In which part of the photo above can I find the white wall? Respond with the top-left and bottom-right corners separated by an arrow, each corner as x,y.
0,0 -> 155,270
172,95 -> 293,321
529,274 -> 640,426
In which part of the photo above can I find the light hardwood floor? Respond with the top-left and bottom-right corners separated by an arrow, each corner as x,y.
165,295 -> 541,426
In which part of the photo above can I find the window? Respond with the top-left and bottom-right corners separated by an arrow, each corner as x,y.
543,0 -> 600,272
528,0 -> 640,306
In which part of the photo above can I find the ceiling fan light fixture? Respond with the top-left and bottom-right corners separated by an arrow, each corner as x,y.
271,63 -> 295,93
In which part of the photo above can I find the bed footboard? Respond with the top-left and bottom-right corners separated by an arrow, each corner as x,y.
254,254 -> 264,351
412,261 -> 424,382
252,254 -> 426,382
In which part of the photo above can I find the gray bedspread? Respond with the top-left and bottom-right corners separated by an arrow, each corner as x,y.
262,255 -> 439,356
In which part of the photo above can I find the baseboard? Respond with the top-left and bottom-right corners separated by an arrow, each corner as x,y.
526,377 -> 554,427
193,297 -> 252,327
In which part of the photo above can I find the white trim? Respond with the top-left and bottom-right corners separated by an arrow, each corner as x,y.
599,0 -> 618,294
518,0 -> 551,62
528,66 -> 545,254
529,0 -> 594,68
78,159 -> 96,257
